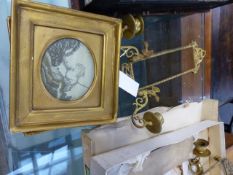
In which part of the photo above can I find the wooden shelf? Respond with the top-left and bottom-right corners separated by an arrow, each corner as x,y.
76,0 -> 233,15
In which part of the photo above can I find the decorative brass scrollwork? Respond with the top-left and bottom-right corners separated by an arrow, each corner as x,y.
120,46 -> 139,58
133,90 -> 149,115
120,46 -> 139,78
133,86 -> 160,115
121,63 -> 135,79
131,86 -> 161,132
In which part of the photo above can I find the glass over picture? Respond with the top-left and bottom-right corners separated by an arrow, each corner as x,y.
41,38 -> 95,101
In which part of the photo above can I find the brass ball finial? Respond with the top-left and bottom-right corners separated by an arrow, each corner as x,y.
143,112 -> 164,134
131,111 -> 164,134
122,14 -> 144,39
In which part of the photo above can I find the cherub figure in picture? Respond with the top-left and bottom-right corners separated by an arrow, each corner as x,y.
41,38 -> 92,100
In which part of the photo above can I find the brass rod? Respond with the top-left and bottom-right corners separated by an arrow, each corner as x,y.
139,68 -> 194,91
132,44 -> 194,63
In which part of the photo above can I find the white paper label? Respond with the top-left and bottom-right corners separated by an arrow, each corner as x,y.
119,71 -> 139,97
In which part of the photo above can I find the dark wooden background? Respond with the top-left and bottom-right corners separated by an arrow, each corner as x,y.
119,13 -> 210,116
212,4 -> 233,125
77,0 -> 232,15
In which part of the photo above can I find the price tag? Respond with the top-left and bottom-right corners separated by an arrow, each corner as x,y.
119,71 -> 139,97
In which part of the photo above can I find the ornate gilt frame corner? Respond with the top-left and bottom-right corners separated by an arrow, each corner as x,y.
10,0 -> 121,133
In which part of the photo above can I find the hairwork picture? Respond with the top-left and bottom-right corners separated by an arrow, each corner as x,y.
41,38 -> 95,101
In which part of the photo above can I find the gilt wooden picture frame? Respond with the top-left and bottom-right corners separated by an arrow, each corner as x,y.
10,0 -> 122,133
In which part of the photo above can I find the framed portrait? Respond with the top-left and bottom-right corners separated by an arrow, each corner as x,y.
10,0 -> 122,133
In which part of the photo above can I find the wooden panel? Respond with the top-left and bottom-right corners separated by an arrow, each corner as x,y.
77,0 -> 232,15
211,4 -> 233,124
181,13 -> 205,102
204,11 -> 212,98
144,16 -> 182,107
119,13 -> 210,115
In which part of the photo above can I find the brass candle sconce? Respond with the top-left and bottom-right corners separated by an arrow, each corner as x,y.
193,139 -> 211,157
189,138 -> 233,174
189,139 -> 211,175
120,40 -> 206,133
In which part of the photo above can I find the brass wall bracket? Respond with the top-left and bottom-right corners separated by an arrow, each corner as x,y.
188,139 -> 211,175
120,41 -> 206,133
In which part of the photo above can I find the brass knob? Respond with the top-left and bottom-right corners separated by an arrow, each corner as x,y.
122,14 -> 144,39
131,111 -> 164,134
193,139 -> 211,157
143,112 -> 164,134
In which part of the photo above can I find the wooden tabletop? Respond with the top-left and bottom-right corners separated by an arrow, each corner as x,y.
225,132 -> 233,149
225,132 -> 233,163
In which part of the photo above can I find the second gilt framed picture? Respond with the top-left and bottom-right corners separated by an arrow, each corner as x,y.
10,0 -> 122,133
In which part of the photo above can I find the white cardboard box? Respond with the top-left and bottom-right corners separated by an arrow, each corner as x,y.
82,99 -> 226,175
